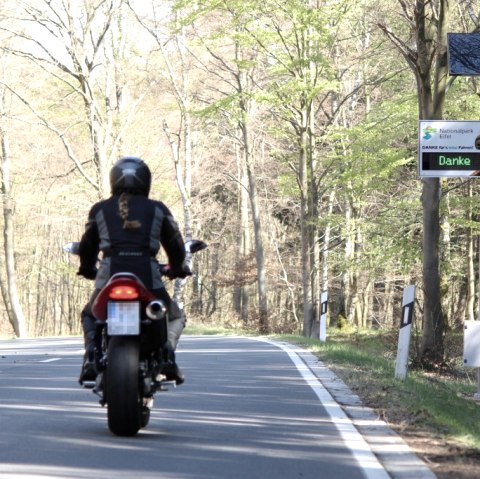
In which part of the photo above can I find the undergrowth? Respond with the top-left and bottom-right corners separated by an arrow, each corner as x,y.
281,330 -> 480,450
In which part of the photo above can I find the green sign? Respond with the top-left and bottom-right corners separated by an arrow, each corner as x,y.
422,152 -> 480,172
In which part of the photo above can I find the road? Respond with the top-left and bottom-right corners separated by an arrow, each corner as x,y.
0,335 -> 423,479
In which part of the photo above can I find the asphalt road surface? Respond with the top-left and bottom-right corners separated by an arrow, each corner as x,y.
0,335 -> 422,479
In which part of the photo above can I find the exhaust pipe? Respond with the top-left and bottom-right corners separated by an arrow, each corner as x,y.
146,300 -> 167,320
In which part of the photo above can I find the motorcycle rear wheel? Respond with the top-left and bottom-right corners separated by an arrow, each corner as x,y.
106,336 -> 142,436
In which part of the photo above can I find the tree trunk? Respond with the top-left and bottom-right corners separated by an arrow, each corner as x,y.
420,177 -> 444,362
242,122 -> 268,333
466,183 -> 475,321
235,54 -> 268,333
300,124 -> 314,336
0,90 -> 26,338
417,0 -> 449,364
308,143 -> 320,333
234,147 -> 251,322
321,190 -> 335,292
163,119 -> 193,308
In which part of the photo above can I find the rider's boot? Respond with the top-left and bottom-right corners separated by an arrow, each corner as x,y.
161,341 -> 184,385
165,313 -> 185,385
78,330 -> 97,385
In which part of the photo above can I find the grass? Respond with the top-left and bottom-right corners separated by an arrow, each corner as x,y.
280,330 -> 480,450
184,323 -> 247,336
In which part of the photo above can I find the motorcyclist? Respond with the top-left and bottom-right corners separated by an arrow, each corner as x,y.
77,156 -> 191,385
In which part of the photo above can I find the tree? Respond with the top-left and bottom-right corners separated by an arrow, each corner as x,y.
379,0 -> 450,364
239,0 -> 342,336
0,0 -> 476,342
162,0 -> 271,331
0,0 -> 146,197
205,8 -> 270,333
0,83 -> 26,337
129,1 -> 205,317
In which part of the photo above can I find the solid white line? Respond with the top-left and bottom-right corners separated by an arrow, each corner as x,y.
39,358 -> 61,363
257,338 -> 391,479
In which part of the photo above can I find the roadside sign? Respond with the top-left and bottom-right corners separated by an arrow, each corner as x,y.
419,120 -> 480,177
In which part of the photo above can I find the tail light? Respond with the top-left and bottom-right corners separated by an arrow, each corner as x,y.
92,273 -> 156,321
108,285 -> 140,300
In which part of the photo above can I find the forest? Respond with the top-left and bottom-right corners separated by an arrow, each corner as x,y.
0,0 -> 476,366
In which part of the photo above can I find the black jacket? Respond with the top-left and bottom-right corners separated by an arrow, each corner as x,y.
78,194 -> 186,290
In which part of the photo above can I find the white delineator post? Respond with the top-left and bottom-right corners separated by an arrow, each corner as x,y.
395,285 -> 416,380
463,320 -> 480,400
319,291 -> 328,343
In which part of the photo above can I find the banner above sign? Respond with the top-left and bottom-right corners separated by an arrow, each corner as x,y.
419,120 -> 480,177
448,33 -> 480,76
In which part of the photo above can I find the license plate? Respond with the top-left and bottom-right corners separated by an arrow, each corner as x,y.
107,302 -> 140,335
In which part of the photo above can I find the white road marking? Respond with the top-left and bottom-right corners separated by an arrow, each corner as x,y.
255,337 -> 391,479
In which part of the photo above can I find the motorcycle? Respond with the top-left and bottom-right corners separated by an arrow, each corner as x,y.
63,239 -> 207,436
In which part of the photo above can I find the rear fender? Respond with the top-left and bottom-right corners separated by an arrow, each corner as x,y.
92,273 -> 156,321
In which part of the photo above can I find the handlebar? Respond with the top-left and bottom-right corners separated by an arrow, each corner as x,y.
64,239 -> 206,280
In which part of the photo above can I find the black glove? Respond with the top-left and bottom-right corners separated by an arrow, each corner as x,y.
77,266 -> 97,280
171,265 -> 192,279
159,264 -> 172,278
162,263 -> 192,279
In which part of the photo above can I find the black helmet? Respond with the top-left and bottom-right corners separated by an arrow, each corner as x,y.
110,156 -> 151,196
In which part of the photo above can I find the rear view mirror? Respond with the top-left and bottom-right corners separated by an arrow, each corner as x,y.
63,242 -> 80,255
185,240 -> 208,254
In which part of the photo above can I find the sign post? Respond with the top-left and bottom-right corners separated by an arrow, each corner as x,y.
395,285 -> 416,380
419,120 -> 480,177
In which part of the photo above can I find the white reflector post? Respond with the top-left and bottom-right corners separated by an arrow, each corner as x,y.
463,321 -> 480,400
463,320 -> 480,367
395,285 -> 416,380
319,291 -> 328,342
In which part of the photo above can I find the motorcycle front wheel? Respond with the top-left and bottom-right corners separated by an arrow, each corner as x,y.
105,336 -> 142,436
